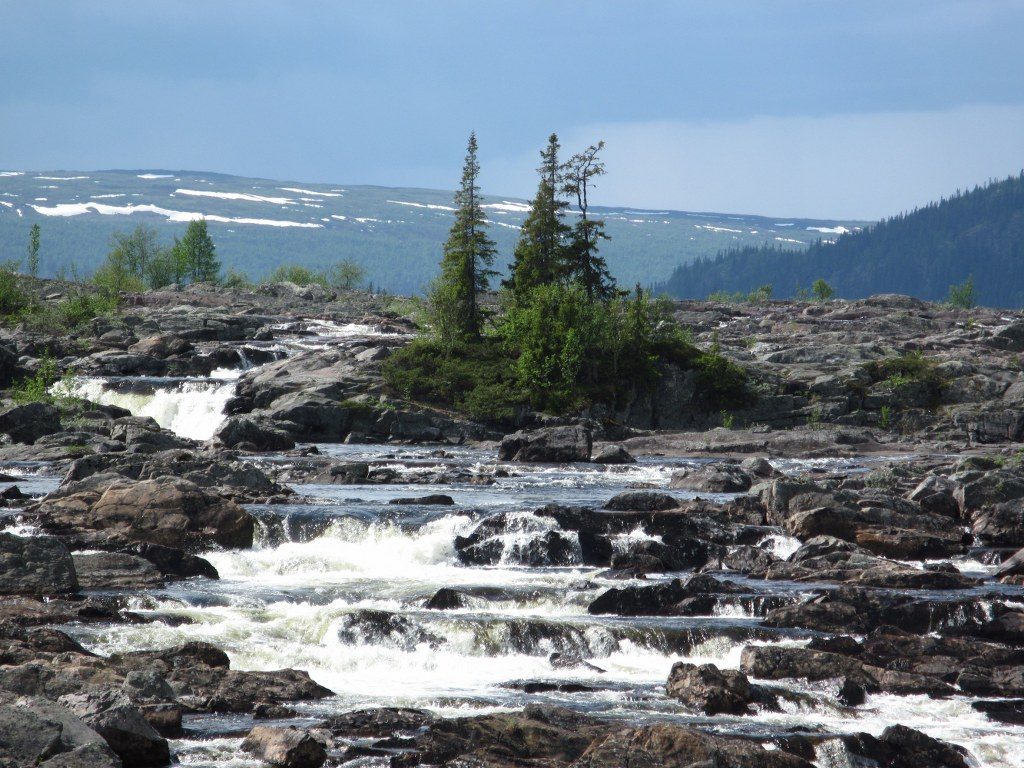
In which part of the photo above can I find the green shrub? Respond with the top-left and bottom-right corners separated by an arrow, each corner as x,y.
947,276 -> 976,309
812,278 -> 834,302
866,351 -> 946,407
222,268 -> 253,290
10,355 -> 62,404
0,269 -> 28,318
264,264 -> 329,287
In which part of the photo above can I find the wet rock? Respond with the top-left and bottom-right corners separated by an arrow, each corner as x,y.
325,707 -> 436,738
603,491 -> 678,511
336,609 -> 442,651
610,538 -> 709,574
388,494 -> 455,506
996,546 -> 1024,578
215,416 -> 296,451
125,542 -> 219,580
72,552 -> 164,590
668,462 -> 753,493
972,698 -> 1024,725
666,662 -> 759,715
424,588 -> 466,610
879,724 -> 969,768
740,456 -> 780,478
35,475 -> 254,550
454,512 -> 579,567
240,726 -> 326,768
498,425 -> 592,463
59,689 -> 170,767
0,533 -> 78,596
837,677 -> 866,706
972,499 -> 1024,546
588,575 -> 742,616
0,402 -> 62,444
0,699 -> 119,768
592,444 -> 635,464
111,417 -> 193,453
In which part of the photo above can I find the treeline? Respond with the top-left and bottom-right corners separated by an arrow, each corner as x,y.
659,173 -> 1024,307
382,133 -> 748,423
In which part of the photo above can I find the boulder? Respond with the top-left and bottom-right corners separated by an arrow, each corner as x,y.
0,699 -> 119,768
240,726 -> 326,768
972,499 -> 1024,546
37,475 -> 254,550
498,425 -> 592,463
214,416 -> 296,451
128,334 -> 193,359
387,494 -> 455,506
669,463 -> 753,493
0,533 -> 78,596
72,552 -> 165,590
603,491 -> 679,511
59,690 -> 170,767
0,402 -> 62,444
592,444 -> 636,464
666,662 -> 756,715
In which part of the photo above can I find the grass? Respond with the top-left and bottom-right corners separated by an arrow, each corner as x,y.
865,351 -> 946,408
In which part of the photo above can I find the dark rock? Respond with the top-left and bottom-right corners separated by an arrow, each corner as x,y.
498,425 -> 592,463
240,726 -> 326,768
666,662 -> 756,715
603,491 -> 678,511
424,588 -> 466,610
973,499 -> 1024,546
388,494 -> 455,506
126,542 -> 219,580
215,416 -> 296,451
72,552 -> 164,590
0,533 -> 78,596
880,724 -> 969,768
0,402 -> 62,444
59,690 -> 170,767
837,677 -> 866,706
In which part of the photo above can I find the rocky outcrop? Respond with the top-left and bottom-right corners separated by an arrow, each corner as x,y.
498,425 -> 593,463
34,475 -> 254,550
0,533 -> 78,596
0,402 -> 62,444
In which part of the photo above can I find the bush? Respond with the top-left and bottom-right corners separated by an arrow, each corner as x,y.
947,275 -> 976,309
0,268 -> 28,318
222,268 -> 253,290
264,264 -> 329,287
328,260 -> 365,290
866,351 -> 946,407
812,278 -> 834,302
382,338 -> 526,426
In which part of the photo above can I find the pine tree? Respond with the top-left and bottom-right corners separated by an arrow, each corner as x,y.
26,224 -> 40,278
505,133 -> 571,299
432,132 -> 497,342
179,219 -> 220,283
562,141 -> 615,299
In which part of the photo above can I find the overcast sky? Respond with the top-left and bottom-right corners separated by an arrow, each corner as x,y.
1,0 -> 1022,219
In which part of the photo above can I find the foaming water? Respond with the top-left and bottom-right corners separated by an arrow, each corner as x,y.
60,376 -> 236,440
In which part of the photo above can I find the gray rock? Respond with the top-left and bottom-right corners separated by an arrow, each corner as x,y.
592,444 -> 636,464
59,690 -> 170,768
0,533 -> 78,596
240,726 -> 326,768
72,552 -> 164,590
498,425 -> 592,463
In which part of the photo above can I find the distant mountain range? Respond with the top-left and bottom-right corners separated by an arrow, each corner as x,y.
659,173 -> 1024,308
0,169 -> 865,295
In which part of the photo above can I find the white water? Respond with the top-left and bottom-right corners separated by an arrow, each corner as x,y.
60,377 -> 237,441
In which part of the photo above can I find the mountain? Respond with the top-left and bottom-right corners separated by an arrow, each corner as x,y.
658,173 -> 1024,307
0,169 -> 864,295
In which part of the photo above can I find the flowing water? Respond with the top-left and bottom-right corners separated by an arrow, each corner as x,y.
10,321 -> 1024,767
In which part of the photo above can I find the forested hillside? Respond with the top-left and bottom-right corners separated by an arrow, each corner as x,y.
659,173 -> 1024,307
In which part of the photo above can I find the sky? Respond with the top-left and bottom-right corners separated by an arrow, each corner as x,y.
1,1 -> 1023,219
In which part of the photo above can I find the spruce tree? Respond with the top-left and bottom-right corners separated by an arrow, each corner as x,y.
432,132 -> 497,342
562,141 -> 615,299
179,219 -> 220,283
505,133 -> 571,299
26,224 -> 40,278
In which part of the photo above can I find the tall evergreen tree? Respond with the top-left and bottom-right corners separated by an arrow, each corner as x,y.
26,224 -> 40,278
432,132 -> 497,342
562,141 -> 615,299
505,133 -> 571,298
178,219 -> 220,283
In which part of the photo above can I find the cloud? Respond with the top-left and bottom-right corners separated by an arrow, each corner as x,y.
549,104 -> 1024,219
